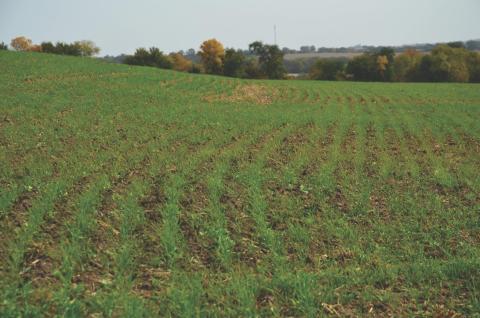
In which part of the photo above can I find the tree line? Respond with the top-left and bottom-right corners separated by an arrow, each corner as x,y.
2,36 -> 286,80
309,43 -> 480,83
124,39 -> 286,80
3,36 -> 480,83
3,36 -> 100,57
123,39 -> 480,83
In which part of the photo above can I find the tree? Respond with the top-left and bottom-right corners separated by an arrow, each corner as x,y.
428,45 -> 470,82
41,41 -> 56,53
376,55 -> 389,79
124,47 -> 172,69
40,40 -> 99,56
54,42 -> 82,56
169,52 -> 192,72
28,44 -> 42,52
244,59 -> 262,79
125,47 -> 149,65
199,39 -> 225,75
447,41 -> 465,49
190,63 -> 204,74
74,40 -> 100,56
416,54 -> 434,82
393,49 -> 422,82
223,49 -> 247,78
376,47 -> 395,81
346,47 -> 395,81
249,41 -> 286,79
346,54 -> 375,81
309,59 -> 345,80
467,52 -> 480,83
284,59 -> 305,74
0,42 -> 7,50
10,36 -> 33,51
466,40 -> 480,51
147,47 -> 172,69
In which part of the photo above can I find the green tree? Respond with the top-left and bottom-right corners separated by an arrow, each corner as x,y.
393,49 -> 422,82
148,47 -> 172,68
190,63 -> 204,74
223,49 -> 246,78
54,42 -> 82,56
244,59 -> 262,79
416,54 -> 434,82
249,41 -> 286,79
124,47 -> 173,69
429,45 -> 470,82
39,40 -> 99,56
447,41 -> 465,49
189,63 -> 204,74
125,47 -> 149,65
0,42 -> 7,50
346,47 -> 395,81
309,59 -> 345,80
40,42 -> 56,54
346,54 -> 375,81
467,52 -> 480,83
74,40 -> 100,56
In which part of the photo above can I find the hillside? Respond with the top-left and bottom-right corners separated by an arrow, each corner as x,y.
1,51 -> 480,317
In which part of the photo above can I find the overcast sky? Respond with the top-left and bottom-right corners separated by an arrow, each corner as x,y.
1,0 -> 479,56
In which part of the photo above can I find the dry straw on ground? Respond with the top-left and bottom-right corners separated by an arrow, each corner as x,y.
203,84 -> 278,105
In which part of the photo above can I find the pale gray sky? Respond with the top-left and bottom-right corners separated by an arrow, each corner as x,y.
1,0 -> 479,56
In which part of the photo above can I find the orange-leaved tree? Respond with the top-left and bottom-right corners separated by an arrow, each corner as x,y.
10,36 -> 33,51
199,39 -> 225,75
29,44 -> 42,52
169,52 -> 192,72
376,55 -> 389,79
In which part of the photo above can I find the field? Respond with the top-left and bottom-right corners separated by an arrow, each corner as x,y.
1,50 -> 480,317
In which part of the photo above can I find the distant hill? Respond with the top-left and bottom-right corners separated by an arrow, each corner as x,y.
284,52 -> 362,61
283,39 -> 480,55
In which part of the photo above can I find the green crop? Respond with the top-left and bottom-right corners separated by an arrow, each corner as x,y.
1,51 -> 479,317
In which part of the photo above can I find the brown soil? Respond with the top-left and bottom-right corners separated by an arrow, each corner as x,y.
203,85 -> 278,105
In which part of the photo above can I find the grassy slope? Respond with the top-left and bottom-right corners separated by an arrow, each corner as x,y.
0,50 -> 480,317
